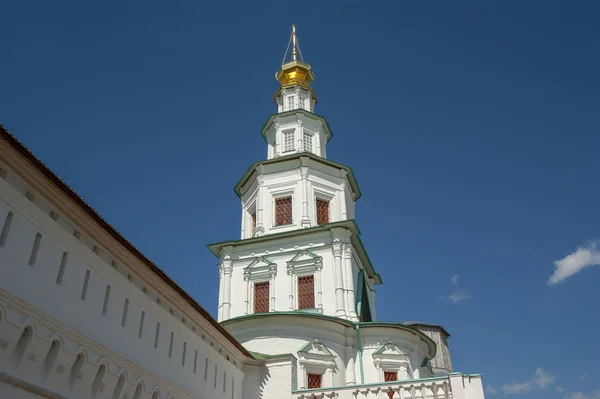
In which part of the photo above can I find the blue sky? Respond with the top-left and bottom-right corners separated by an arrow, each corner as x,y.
1,1 -> 599,398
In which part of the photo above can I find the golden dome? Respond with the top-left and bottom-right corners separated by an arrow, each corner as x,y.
275,25 -> 314,87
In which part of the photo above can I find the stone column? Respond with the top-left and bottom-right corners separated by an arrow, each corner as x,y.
274,124 -> 281,157
269,267 -> 277,312
217,265 -> 224,321
300,163 -> 311,228
221,247 -> 234,320
344,244 -> 357,320
288,268 -> 295,310
255,177 -> 265,236
332,228 -> 348,318
316,261 -> 323,311
296,119 -> 303,152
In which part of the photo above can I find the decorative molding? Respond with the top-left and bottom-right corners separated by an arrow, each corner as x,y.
243,256 -> 277,281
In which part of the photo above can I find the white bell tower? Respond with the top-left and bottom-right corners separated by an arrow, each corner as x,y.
209,26 -> 381,324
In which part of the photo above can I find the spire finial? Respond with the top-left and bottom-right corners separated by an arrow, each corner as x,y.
276,25 -> 314,87
291,24 -> 297,61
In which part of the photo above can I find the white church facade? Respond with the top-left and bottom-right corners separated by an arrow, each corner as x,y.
0,27 -> 486,399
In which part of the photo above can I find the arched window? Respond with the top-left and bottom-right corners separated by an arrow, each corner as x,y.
12,326 -> 33,367
41,340 -> 61,379
91,364 -> 106,397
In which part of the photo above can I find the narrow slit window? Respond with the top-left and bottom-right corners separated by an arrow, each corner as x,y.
193,350 -> 198,374
214,364 -> 217,388
316,198 -> 330,225
81,270 -> 90,300
121,299 -> 129,327
275,196 -> 293,226
28,233 -> 42,266
204,358 -> 208,380
154,322 -> 160,349
138,311 -> 145,338
223,371 -> 226,393
303,131 -> 313,153
251,212 -> 256,231
283,130 -> 295,152
0,211 -> 13,247
56,252 -> 68,285
169,332 -> 174,358
102,285 -> 111,315
253,281 -> 270,314
297,275 -> 315,309
182,342 -> 187,366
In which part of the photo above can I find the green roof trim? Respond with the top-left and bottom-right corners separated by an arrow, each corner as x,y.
220,312 -> 437,358
259,109 -> 334,143
249,351 -> 295,361
358,322 -> 437,358
233,152 -> 362,200
207,219 -> 382,284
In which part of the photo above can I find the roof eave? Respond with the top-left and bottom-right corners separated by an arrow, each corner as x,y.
260,110 -> 333,143
207,219 -> 380,284
233,153 -> 362,200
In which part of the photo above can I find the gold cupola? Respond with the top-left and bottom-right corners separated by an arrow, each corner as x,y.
275,25 -> 315,87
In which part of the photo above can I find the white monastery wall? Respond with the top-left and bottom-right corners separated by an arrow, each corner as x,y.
0,156 -> 247,399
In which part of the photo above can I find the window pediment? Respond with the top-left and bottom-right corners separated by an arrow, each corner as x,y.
373,343 -> 411,368
287,250 -> 323,275
298,340 -> 336,369
244,256 -> 277,281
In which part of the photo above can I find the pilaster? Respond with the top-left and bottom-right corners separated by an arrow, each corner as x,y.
255,177 -> 266,237
332,227 -> 351,318
344,244 -> 358,321
300,165 -> 311,228
220,246 -> 234,320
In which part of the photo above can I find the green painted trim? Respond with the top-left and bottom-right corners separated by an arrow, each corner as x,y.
221,311 -> 353,328
358,322 -> 437,358
259,109 -> 334,143
207,219 -> 382,284
232,152 -> 361,200
249,351 -> 295,361
355,269 -> 364,317
292,374 -> 454,394
355,324 -> 365,384
221,313 -> 436,357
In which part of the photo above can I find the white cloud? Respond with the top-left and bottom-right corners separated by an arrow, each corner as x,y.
581,374 -> 587,380
502,382 -> 533,394
440,274 -> 471,304
451,274 -> 460,285
532,367 -> 554,388
500,368 -> 555,395
548,240 -> 600,285
565,391 -> 600,399
557,385 -> 565,393
485,385 -> 499,395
